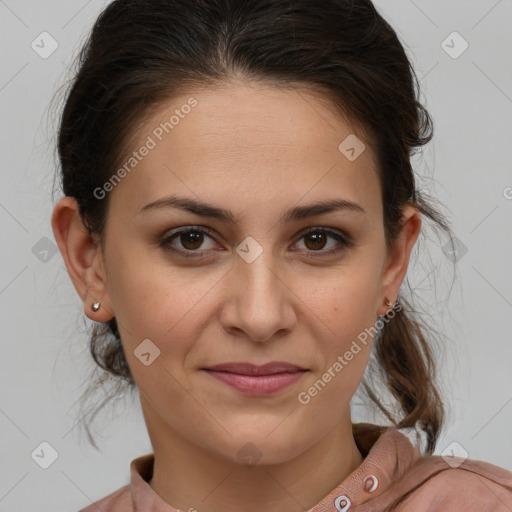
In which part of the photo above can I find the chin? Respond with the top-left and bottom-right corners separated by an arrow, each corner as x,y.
209,427 -> 311,467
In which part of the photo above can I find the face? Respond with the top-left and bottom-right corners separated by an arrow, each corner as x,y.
62,81 -> 418,465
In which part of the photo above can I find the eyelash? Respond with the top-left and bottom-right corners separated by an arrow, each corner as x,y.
159,226 -> 354,259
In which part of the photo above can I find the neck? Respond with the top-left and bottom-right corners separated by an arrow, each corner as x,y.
146,407 -> 364,512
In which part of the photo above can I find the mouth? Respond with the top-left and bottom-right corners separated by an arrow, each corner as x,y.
201,362 -> 308,395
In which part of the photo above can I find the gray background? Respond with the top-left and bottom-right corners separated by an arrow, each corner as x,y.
1,0 -> 511,510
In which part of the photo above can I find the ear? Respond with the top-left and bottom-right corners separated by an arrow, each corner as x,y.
51,196 -> 114,322
378,204 -> 421,316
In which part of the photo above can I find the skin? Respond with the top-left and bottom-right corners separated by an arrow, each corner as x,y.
52,80 -> 421,512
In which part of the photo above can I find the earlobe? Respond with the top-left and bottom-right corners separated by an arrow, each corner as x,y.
378,205 -> 421,315
51,196 -> 114,322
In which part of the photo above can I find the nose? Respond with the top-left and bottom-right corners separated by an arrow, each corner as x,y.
219,247 -> 297,343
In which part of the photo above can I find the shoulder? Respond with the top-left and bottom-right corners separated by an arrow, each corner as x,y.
77,484 -> 131,512
395,456 -> 512,511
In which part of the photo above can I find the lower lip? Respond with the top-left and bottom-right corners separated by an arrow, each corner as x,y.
203,370 -> 307,395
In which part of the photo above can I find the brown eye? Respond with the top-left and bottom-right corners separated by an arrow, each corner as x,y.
160,227 -> 218,257
303,232 -> 328,251
179,230 -> 205,251
160,226 -> 353,260
293,227 -> 354,258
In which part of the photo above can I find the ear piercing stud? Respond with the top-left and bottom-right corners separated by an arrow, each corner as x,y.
378,297 -> 398,319
91,302 -> 101,312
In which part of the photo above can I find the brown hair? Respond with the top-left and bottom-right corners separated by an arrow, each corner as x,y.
54,0 -> 455,455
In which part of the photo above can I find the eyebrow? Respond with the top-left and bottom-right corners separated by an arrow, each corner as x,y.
137,195 -> 367,223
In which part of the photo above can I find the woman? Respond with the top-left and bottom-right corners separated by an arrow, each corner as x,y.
51,0 -> 512,510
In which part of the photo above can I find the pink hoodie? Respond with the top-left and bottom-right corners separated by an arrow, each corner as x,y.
78,422 -> 512,511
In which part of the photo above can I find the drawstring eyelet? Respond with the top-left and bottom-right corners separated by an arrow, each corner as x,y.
362,474 -> 379,493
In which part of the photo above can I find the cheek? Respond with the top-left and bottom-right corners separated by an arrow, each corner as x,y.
107,250 -> 227,355
306,265 -> 381,337
301,268 -> 380,397
297,286 -> 376,416
298,348 -> 371,439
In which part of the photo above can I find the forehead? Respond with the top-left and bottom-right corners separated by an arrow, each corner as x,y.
109,80 -> 381,219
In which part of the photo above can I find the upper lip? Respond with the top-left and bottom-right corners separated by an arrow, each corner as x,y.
203,362 -> 307,375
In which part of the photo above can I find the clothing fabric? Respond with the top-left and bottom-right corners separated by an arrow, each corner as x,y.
78,422 -> 512,511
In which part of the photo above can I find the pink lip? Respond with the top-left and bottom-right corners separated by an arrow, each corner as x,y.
202,362 -> 308,395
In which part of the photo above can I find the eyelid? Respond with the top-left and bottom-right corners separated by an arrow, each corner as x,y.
159,225 -> 221,252
291,226 -> 354,255
297,225 -> 353,243
159,225 -> 354,257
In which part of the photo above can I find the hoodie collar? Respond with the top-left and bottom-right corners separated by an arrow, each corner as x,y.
129,423 -> 421,511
